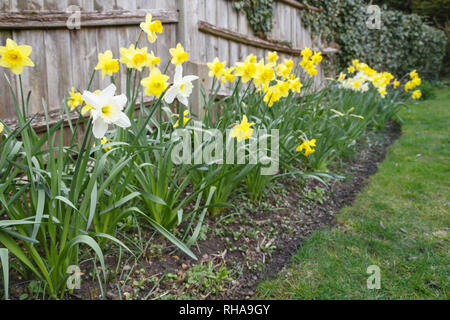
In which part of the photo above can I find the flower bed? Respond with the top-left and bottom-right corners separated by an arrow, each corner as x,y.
0,14 -> 423,300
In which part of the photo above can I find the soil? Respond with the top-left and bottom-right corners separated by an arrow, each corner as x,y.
7,121 -> 401,300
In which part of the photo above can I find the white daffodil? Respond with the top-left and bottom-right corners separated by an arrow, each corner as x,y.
164,65 -> 199,106
81,84 -> 131,139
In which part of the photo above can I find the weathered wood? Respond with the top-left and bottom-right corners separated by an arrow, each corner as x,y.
0,9 -> 178,29
277,0 -> 323,12
199,20 -> 302,56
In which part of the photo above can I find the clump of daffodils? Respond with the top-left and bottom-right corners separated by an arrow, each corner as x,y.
299,47 -> 322,78
338,60 -> 394,98
405,70 -> 422,99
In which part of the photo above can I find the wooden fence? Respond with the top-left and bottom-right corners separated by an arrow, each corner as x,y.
0,0 -> 335,130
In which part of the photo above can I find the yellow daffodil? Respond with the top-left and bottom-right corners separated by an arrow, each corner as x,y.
311,51 -> 323,65
0,39 -> 34,75
235,59 -> 257,83
0,121 -> 4,135
207,57 -> 226,79
120,45 -> 152,71
95,50 -> 119,80
410,69 -> 418,79
139,13 -> 163,43
173,110 -> 191,128
221,67 -> 235,84
297,138 -> 316,156
141,67 -> 169,97
101,136 -> 112,151
412,90 -> 422,100
266,51 -> 279,64
276,63 -> 291,80
246,54 -> 257,64
347,66 -> 355,74
301,47 -> 313,59
253,59 -> 275,87
276,80 -> 290,98
284,58 -> 294,71
263,85 -> 280,107
67,87 -> 83,111
338,72 -> 346,82
169,43 -> 189,65
393,80 -> 400,88
230,115 -> 255,142
147,51 -> 160,69
289,78 -> 303,93
412,77 -> 421,87
404,81 -> 414,92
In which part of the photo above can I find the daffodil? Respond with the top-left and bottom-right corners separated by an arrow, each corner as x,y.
283,58 -> 294,71
141,67 -> 170,97
311,51 -> 323,65
393,80 -> 400,88
410,69 -> 418,79
120,45 -> 152,71
0,39 -> 34,75
164,65 -> 199,106
338,72 -> 346,82
147,51 -> 160,69
101,136 -> 112,151
235,59 -> 257,83
347,66 -> 355,74
230,115 -> 255,142
169,43 -> 189,65
289,78 -> 303,93
253,59 -> 275,87
67,87 -> 83,111
0,121 -> 4,135
221,67 -> 235,84
139,13 -> 163,43
81,90 -> 101,116
81,84 -> 131,139
296,138 -> 316,156
95,50 -> 120,80
276,63 -> 291,80
412,90 -> 422,100
207,58 -> 226,79
276,80 -> 290,98
263,85 -> 280,107
301,47 -> 312,59
173,110 -> 191,128
266,51 -> 279,64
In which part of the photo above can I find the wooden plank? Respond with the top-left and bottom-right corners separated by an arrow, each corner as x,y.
0,9 -> 179,29
199,20 -> 301,56
277,0 -> 323,12
12,29 -> 48,116
227,0 -> 238,65
44,29 -> 73,112
217,0 -> 229,63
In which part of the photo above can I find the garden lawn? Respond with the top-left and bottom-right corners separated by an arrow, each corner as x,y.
256,86 -> 450,299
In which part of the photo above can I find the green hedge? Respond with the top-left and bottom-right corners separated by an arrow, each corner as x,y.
299,0 -> 448,79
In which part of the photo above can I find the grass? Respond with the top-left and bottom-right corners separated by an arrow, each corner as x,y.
256,86 -> 450,299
